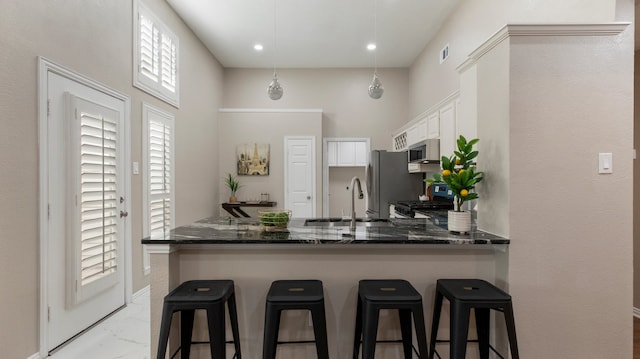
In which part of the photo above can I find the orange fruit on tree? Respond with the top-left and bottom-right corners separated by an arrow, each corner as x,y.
460,189 -> 469,197
442,169 -> 451,177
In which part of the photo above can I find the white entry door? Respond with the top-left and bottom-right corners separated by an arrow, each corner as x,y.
45,69 -> 128,352
284,136 -> 316,218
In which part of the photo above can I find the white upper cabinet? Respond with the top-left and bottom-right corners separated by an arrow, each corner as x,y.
426,112 -> 440,139
417,119 -> 428,142
327,141 -> 338,165
354,141 -> 367,166
406,125 -> 419,147
393,94 -> 461,156
326,139 -> 369,167
439,101 -> 456,158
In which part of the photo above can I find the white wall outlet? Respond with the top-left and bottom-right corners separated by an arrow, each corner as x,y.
133,161 -> 140,175
598,153 -> 612,174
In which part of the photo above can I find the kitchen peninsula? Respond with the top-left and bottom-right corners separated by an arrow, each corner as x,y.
144,215 -> 509,358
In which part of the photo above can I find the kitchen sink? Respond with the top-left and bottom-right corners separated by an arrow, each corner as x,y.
304,218 -> 394,227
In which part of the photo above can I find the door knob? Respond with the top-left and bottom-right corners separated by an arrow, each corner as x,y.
120,210 -> 128,218
307,196 -> 311,200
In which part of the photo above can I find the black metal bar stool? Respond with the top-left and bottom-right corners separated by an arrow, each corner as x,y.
157,280 -> 242,359
352,279 -> 428,359
262,279 -> 330,359
428,279 -> 519,359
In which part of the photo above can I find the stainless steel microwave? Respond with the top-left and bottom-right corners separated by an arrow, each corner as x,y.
407,139 -> 440,173
408,139 -> 440,163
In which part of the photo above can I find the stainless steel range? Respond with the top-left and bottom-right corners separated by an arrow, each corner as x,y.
394,184 -> 454,218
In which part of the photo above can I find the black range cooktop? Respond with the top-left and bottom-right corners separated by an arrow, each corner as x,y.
395,199 -> 453,210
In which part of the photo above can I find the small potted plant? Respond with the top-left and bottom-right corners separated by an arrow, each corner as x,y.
224,173 -> 241,203
425,135 -> 483,233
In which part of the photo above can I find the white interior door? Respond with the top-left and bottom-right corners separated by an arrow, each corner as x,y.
284,136 -> 316,218
46,71 -> 127,351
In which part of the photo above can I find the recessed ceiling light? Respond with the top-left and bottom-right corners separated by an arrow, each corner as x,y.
254,44 -> 264,51
367,43 -> 376,51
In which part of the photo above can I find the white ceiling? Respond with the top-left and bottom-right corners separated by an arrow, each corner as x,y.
166,0 -> 462,68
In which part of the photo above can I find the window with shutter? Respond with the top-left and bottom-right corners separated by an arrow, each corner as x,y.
142,104 -> 175,273
67,93 -> 123,306
79,113 -> 119,286
134,0 -> 179,107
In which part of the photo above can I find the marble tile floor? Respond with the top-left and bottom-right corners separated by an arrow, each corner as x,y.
43,293 -> 640,359
48,287 -> 150,359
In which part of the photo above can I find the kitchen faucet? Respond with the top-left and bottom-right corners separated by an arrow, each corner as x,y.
350,176 -> 364,231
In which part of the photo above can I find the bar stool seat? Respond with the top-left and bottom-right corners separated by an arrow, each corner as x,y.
353,279 -> 428,359
263,280 -> 329,359
157,280 -> 241,359
428,279 -> 519,359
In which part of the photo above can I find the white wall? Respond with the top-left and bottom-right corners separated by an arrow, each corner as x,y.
223,68 -> 410,151
408,0 -> 618,118
217,111 -> 323,216
222,68 -> 411,216
407,0 -> 633,358
0,0 -> 223,357
506,27 -> 633,358
328,167 -> 367,217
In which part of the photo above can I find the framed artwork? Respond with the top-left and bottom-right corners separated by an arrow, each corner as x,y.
237,143 -> 270,176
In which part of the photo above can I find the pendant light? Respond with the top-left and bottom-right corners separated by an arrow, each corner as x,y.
267,0 -> 283,100
368,0 -> 384,99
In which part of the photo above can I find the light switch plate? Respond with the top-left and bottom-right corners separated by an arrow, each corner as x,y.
133,161 -> 140,175
598,153 -> 612,174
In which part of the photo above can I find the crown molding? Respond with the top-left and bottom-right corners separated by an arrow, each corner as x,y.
219,108 -> 323,113
457,23 -> 630,73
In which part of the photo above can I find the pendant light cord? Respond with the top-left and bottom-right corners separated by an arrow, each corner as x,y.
373,0 -> 378,74
273,0 -> 277,75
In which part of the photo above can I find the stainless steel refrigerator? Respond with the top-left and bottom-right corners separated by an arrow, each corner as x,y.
365,150 -> 424,218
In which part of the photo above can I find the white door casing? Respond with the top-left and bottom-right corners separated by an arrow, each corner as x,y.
284,136 -> 316,218
38,58 -> 132,355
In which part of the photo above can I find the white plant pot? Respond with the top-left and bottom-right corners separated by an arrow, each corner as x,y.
448,210 -> 471,233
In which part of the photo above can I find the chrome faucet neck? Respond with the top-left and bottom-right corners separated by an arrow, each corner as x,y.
350,177 -> 364,231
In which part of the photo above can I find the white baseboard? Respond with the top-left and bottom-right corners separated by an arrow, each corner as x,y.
634,307 -> 640,318
27,353 -> 41,359
132,285 -> 150,302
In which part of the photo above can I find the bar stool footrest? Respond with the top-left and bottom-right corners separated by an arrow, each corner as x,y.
432,339 -> 506,359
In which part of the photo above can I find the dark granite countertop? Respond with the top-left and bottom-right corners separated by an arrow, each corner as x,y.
142,212 -> 508,246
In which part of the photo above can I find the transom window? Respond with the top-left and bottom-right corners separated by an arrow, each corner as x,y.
134,0 -> 180,107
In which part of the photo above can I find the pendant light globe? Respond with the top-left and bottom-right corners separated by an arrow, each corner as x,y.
368,72 -> 384,99
268,72 -> 283,100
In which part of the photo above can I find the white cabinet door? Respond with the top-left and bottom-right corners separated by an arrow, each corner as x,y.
327,141 -> 338,166
439,102 -> 456,157
427,112 -> 440,139
354,141 -> 367,166
417,119 -> 428,142
406,125 -> 419,147
338,142 -> 356,166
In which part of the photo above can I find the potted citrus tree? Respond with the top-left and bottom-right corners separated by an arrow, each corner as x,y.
425,135 -> 483,233
225,173 -> 241,203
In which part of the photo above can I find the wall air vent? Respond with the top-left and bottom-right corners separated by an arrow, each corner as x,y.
440,43 -> 449,64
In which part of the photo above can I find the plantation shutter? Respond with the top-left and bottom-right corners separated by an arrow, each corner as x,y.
139,14 -> 159,83
143,104 -> 175,246
160,34 -> 176,92
134,1 -> 179,107
148,119 -> 173,239
67,93 -> 122,306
